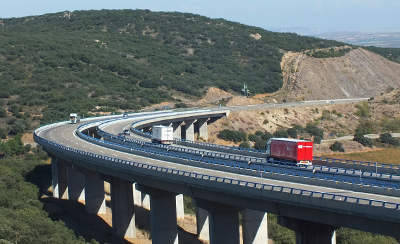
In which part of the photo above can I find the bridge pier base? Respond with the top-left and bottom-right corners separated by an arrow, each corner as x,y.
85,170 -> 106,215
111,178 -> 135,239
67,166 -> 85,202
196,207 -> 210,242
196,200 -> 240,244
242,209 -> 268,244
279,216 -> 336,244
52,158 -> 68,200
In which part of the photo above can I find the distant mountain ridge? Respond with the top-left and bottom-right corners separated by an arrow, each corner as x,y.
317,32 -> 400,48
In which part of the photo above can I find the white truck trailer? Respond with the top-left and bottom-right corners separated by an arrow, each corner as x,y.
151,125 -> 173,144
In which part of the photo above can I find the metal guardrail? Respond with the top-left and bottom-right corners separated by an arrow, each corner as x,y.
131,128 -> 400,174
98,130 -> 265,163
92,127 -> 400,189
315,156 -> 400,171
33,129 -> 400,211
130,126 -> 265,154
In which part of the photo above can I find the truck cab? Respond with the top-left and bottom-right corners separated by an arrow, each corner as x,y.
69,113 -> 80,124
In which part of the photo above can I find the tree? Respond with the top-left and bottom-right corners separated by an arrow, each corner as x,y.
0,107 -> 7,117
313,136 -> 322,144
248,134 -> 259,142
239,141 -> 250,148
217,129 -> 247,143
354,134 -> 373,147
355,120 -> 375,137
254,138 -> 266,150
286,127 -> 297,138
330,141 -> 345,152
379,133 -> 400,146
274,129 -> 288,138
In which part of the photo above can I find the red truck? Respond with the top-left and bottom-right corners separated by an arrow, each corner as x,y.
266,138 -> 313,166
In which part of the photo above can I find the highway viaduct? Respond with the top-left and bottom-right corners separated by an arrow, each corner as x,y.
34,107 -> 400,244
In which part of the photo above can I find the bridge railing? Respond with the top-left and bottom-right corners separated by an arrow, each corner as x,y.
314,156 -> 400,171
86,127 -> 400,190
131,126 -> 400,174
33,130 -> 400,212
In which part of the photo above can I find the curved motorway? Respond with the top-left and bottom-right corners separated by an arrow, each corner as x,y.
35,105 -> 400,244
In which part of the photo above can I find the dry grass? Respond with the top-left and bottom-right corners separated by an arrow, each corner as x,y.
325,148 -> 400,164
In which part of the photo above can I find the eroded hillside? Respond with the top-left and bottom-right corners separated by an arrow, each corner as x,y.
279,48 -> 400,101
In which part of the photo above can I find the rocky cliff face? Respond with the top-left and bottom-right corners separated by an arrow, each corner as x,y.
280,48 -> 400,101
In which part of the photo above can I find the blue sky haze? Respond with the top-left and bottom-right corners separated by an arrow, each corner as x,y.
1,0 -> 399,34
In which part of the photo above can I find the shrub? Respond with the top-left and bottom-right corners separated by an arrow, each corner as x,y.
330,141 -> 345,152
305,123 -> 323,138
355,102 -> 370,118
321,110 -> 331,120
286,127 -> 297,138
217,129 -> 247,143
253,138 -> 266,150
8,120 -> 26,135
261,132 -> 273,141
239,141 -> 250,148
0,107 -> 7,118
379,133 -> 400,146
274,129 -> 289,138
0,127 -> 7,139
355,120 -> 375,136
313,136 -> 322,144
354,134 -> 373,147
248,134 -> 259,142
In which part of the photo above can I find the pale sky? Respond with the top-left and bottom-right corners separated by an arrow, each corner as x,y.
1,0 -> 399,34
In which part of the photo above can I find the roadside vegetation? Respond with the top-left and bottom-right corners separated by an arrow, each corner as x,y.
365,46 -> 400,64
217,123 -> 324,150
0,149 -> 99,244
305,47 -> 353,58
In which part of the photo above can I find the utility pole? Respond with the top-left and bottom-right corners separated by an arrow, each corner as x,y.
241,83 -> 251,97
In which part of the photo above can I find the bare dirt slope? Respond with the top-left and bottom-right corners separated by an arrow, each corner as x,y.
279,48 -> 400,101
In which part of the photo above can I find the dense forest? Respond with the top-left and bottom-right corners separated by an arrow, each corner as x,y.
0,9 -> 346,124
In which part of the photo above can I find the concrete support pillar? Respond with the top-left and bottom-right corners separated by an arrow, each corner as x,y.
196,207 -> 210,242
184,120 -> 195,141
279,217 -> 336,244
176,194 -> 184,220
133,183 -> 142,207
242,209 -> 268,244
172,121 -> 182,139
67,166 -> 85,202
197,119 -> 208,141
196,200 -> 240,244
150,190 -> 179,244
52,158 -> 68,200
137,185 -> 179,244
85,170 -> 106,215
111,178 -> 135,239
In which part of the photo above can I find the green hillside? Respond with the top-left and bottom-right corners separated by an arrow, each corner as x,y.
0,9 -> 345,123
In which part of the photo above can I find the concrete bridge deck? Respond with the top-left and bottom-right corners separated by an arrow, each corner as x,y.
35,108 -> 400,244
